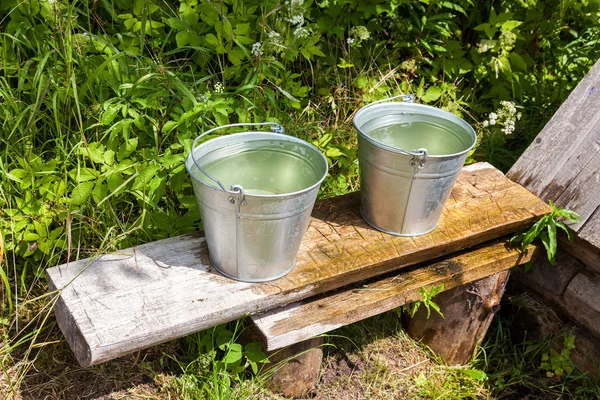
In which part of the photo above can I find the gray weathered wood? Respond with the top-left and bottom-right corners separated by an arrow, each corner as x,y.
405,270 -> 511,365
46,162 -> 550,367
515,251 -> 583,296
251,240 -> 539,351
507,58 -> 600,254
563,269 -> 600,339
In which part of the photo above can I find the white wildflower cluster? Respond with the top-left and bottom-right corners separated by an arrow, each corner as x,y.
482,101 -> 522,135
284,0 -> 305,26
347,26 -> 370,46
265,31 -> 284,56
251,42 -> 264,57
293,26 -> 310,39
214,82 -> 224,93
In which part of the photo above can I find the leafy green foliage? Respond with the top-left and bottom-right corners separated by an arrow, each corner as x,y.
541,335 -> 576,378
511,201 -> 580,266
173,322 -> 269,398
402,283 -> 445,319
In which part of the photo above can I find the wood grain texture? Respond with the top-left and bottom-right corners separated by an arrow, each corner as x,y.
251,240 -> 539,351
265,337 -> 324,398
405,270 -> 510,365
563,269 -> 600,339
560,235 -> 600,273
507,59 -> 600,249
46,162 -> 550,366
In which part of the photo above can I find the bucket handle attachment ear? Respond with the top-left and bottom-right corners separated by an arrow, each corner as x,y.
361,94 -> 428,168
190,122 -> 285,200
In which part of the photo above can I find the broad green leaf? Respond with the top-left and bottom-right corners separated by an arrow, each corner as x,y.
228,46 -> 246,66
70,181 -> 95,205
69,167 -> 99,182
205,33 -> 219,46
92,181 -> 108,204
104,150 -> 115,165
118,138 -> 138,160
509,53 -> 527,72
326,148 -> 344,158
501,20 -> 522,32
102,106 -> 119,125
7,169 -> 28,182
421,86 -> 443,103
23,232 -> 39,241
441,1 -> 467,15
165,17 -> 187,31
463,369 -> 488,381
176,31 -> 190,48
133,164 -> 161,190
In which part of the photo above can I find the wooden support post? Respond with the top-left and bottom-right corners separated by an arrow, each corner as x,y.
265,337 -> 324,398
405,270 -> 510,365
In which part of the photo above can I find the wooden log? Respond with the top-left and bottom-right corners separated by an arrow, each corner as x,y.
563,269 -> 600,339
514,251 -> 583,296
265,337 -> 324,398
405,270 -> 511,365
560,235 -> 600,274
251,240 -> 540,351
507,59 -> 600,250
46,162 -> 550,366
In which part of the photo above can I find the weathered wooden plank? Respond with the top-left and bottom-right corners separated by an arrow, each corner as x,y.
46,162 -> 550,367
251,240 -> 540,351
564,269 -> 600,339
560,234 -> 600,274
507,58 -> 600,249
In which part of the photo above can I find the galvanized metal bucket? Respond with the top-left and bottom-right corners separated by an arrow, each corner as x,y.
354,95 -> 476,236
185,122 -> 328,282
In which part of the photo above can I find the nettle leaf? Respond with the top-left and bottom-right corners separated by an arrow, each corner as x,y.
70,181 -> 95,205
228,46 -> 246,66
501,20 -> 522,32
92,181 -> 108,204
509,52 -> 527,72
133,164 -> 161,190
102,106 -> 119,125
7,169 -> 28,182
79,142 -> 105,163
326,147 -> 344,158
107,172 -> 125,193
104,150 -> 116,165
69,167 -> 99,182
421,86 -> 443,103
165,17 -> 187,30
118,138 -> 139,160
176,31 -> 190,47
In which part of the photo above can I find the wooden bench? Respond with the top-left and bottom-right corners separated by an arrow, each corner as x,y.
46,162 -> 550,394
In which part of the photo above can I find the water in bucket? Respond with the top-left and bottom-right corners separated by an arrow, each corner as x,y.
189,139 -> 323,195
360,113 -> 472,156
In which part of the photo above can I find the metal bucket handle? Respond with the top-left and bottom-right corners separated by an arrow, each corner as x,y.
190,122 -> 285,204
363,94 -> 428,168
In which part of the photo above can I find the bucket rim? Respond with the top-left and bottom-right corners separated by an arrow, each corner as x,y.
353,102 -> 477,159
185,131 -> 329,199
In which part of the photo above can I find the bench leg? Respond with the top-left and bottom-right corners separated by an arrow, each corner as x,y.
265,337 -> 324,398
404,270 -> 510,365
